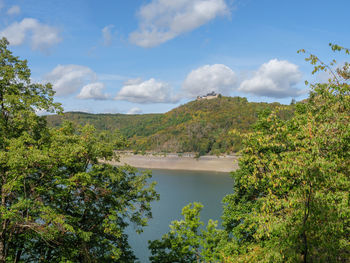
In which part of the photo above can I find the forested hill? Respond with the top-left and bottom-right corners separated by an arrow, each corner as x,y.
46,96 -> 294,155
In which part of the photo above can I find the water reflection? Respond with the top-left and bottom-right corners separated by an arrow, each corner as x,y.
127,169 -> 233,262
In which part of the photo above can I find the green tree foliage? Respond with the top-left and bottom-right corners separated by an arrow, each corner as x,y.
148,203 -> 225,263
149,45 -> 350,262
0,37 -> 158,262
222,45 -> 350,262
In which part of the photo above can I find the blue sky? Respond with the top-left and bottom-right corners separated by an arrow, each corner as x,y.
0,0 -> 349,114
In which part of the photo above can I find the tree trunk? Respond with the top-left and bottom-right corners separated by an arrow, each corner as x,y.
302,187 -> 311,263
14,247 -> 23,263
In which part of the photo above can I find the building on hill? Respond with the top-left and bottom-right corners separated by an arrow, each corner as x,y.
196,91 -> 220,100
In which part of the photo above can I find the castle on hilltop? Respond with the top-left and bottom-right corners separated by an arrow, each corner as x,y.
196,91 -> 220,100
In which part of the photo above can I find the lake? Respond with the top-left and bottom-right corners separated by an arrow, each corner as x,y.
127,169 -> 234,262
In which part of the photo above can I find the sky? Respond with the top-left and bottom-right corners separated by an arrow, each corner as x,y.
0,0 -> 349,114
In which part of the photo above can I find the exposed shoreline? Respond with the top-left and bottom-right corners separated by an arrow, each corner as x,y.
106,152 -> 239,173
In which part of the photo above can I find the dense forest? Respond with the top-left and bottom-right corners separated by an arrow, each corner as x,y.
46,97 -> 295,155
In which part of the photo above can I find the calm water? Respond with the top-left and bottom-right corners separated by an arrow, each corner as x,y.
127,169 -> 234,262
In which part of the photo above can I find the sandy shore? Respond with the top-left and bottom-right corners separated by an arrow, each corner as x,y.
107,153 -> 239,173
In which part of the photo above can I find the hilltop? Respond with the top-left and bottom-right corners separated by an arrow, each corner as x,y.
46,96 -> 294,155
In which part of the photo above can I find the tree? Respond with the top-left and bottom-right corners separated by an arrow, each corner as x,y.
148,203 -> 224,263
0,37 -> 158,262
221,44 -> 350,262
149,44 -> 350,262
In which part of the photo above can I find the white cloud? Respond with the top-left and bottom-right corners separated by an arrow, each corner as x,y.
0,18 -> 61,51
239,59 -> 303,98
182,64 -> 236,98
7,5 -> 21,15
115,78 -> 179,103
127,107 -> 143,114
130,0 -> 229,47
77,82 -> 110,100
102,25 -> 114,46
45,65 -> 97,97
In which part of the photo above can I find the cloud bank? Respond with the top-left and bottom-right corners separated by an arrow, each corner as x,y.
182,64 -> 236,98
0,18 -> 62,51
45,59 -> 303,104
115,78 -> 179,103
77,82 -> 110,100
0,18 -> 61,51
130,0 -> 229,47
45,65 -> 97,97
239,59 -> 303,98
115,60 -> 302,104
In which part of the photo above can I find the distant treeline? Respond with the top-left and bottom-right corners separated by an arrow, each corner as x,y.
46,96 -> 295,155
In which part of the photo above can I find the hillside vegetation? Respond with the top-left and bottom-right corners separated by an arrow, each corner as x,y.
46,96 -> 294,155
